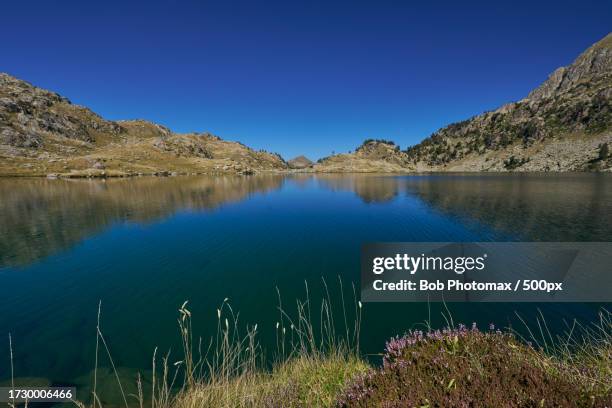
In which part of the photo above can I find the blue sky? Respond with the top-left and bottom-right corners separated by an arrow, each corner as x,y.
2,0 -> 610,160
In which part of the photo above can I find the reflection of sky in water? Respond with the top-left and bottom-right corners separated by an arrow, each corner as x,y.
0,173 -> 610,404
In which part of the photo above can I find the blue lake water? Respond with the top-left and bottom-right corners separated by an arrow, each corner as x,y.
0,173 -> 610,403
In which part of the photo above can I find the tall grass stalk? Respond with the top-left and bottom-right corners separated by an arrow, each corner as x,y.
513,308 -> 611,397
8,333 -> 15,408
144,277 -> 365,408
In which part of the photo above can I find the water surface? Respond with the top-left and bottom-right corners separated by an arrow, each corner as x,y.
0,173 -> 610,403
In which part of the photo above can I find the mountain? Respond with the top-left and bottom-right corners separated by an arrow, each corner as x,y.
315,33 -> 611,173
287,155 -> 314,169
404,33 -> 612,172
314,139 -> 414,172
1,33 -> 610,176
0,73 -> 287,177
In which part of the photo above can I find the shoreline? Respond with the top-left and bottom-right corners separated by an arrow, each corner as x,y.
0,168 -> 611,179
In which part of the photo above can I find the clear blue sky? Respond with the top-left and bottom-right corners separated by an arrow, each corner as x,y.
2,1 -> 610,160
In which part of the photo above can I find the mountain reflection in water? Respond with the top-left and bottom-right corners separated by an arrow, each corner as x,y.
0,175 -> 285,267
1,173 -> 611,268
399,173 -> 612,241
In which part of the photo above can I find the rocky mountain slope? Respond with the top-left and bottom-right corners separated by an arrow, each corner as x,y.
0,73 -> 287,177
315,33 -> 611,173
405,33 -> 612,172
314,139 -> 414,172
1,33 -> 610,176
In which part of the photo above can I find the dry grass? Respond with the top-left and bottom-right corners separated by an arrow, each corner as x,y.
176,353 -> 367,408
0,119 -> 288,177
513,308 -> 612,400
168,280 -> 366,408
73,279 -> 365,408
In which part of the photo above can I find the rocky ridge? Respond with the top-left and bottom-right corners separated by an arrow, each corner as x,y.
403,33 -> 612,172
1,33 -> 611,176
0,73 -> 287,177
314,33 -> 611,173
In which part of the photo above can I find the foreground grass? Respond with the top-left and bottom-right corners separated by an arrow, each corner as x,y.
70,280 -> 367,408
167,308 -> 611,408
513,309 -> 612,404
175,354 -> 368,408
165,283 -> 366,408
28,282 -> 607,408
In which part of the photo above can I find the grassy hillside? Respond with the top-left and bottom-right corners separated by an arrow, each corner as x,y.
0,74 -> 287,177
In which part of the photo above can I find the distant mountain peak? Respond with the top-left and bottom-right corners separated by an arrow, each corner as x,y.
288,155 -> 313,169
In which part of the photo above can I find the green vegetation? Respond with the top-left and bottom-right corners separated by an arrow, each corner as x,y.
339,322 -> 609,407
360,138 -> 396,147
587,142 -> 610,170
8,283 -> 610,407
600,142 -> 610,160
177,354 -> 367,408
504,155 -> 530,170
403,74 -> 611,169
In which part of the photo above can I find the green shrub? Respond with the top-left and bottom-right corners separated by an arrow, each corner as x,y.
361,139 -> 396,146
504,155 -> 529,170
599,143 -> 610,160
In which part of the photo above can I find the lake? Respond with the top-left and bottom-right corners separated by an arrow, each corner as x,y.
0,173 -> 610,403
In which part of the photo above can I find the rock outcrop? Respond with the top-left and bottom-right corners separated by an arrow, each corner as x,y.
287,155 -> 313,169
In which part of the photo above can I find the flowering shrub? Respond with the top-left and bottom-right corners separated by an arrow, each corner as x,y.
337,324 -> 609,407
